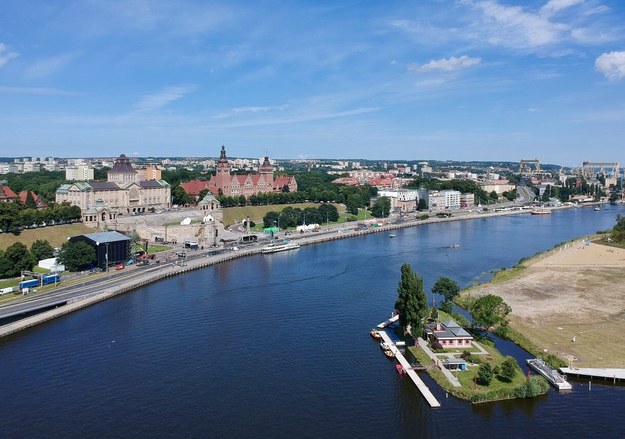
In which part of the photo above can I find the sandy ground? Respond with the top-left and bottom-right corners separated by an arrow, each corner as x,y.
465,240 -> 625,368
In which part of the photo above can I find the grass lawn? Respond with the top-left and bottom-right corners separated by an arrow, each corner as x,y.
133,243 -> 171,253
0,223 -> 93,251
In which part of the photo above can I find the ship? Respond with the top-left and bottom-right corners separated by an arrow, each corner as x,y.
261,240 -> 301,254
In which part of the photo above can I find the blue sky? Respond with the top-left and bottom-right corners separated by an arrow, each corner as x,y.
1,0 -> 624,165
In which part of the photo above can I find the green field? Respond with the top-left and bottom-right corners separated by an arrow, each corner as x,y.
0,223 -> 94,251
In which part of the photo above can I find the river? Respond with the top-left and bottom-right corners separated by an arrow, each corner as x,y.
1,205 -> 624,438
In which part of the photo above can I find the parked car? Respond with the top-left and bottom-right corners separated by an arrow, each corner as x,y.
115,263 -> 125,270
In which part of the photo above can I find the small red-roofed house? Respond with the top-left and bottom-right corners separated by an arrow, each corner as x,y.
0,185 -> 18,203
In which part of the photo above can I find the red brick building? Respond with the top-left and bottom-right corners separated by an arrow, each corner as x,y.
181,146 -> 297,198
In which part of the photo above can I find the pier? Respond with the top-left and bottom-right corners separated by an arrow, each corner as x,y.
376,314 -> 399,329
378,330 -> 441,408
527,358 -> 572,390
560,367 -> 625,383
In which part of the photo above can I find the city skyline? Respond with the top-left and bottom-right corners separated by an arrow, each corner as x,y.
1,0 -> 624,165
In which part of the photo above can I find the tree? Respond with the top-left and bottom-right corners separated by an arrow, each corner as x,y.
432,276 -> 460,302
318,203 -> 339,223
394,263 -> 428,336
611,214 -> 625,243
30,239 -> 54,261
499,356 -> 519,382
439,300 -> 454,315
24,191 -> 38,209
430,306 -> 439,320
345,194 -> 362,215
0,242 -> 35,278
417,198 -> 428,211
371,196 -> 391,218
172,186 -> 192,206
489,191 -> 498,202
477,363 -> 494,386
57,241 -> 97,272
471,294 -> 511,330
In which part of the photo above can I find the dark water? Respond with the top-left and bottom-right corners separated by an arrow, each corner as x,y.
1,206 -> 624,438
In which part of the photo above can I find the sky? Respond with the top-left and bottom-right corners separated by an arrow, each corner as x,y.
1,0 -> 625,165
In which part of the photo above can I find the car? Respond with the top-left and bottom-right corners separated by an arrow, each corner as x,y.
115,263 -> 125,270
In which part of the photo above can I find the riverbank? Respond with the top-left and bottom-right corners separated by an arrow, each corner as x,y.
0,204 -> 591,339
458,236 -> 625,368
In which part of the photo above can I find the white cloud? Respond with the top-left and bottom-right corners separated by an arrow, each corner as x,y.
540,0 -> 585,17
595,51 -> 625,80
466,0 -> 566,48
413,55 -> 481,72
133,85 -> 197,113
25,53 -> 79,79
215,104 -> 289,119
0,86 -> 77,95
0,43 -> 19,67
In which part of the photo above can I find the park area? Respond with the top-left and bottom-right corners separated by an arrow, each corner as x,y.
460,238 -> 625,368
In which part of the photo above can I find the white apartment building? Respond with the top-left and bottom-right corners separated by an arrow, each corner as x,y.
66,164 -> 95,181
428,190 -> 461,210
378,189 -> 419,212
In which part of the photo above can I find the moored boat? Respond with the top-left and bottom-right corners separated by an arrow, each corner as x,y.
531,208 -> 551,215
384,349 -> 395,358
370,328 -> 381,339
261,240 -> 301,254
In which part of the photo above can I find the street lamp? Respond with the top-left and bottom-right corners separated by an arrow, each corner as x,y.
105,242 -> 110,272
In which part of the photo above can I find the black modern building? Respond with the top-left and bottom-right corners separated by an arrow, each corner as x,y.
69,231 -> 132,270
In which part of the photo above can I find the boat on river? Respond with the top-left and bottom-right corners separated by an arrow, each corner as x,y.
261,240 -> 300,254
531,208 -> 551,215
594,206 -> 601,211
383,349 -> 395,358
370,328 -> 381,339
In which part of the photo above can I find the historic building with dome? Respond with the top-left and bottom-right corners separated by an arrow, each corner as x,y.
56,154 -> 171,228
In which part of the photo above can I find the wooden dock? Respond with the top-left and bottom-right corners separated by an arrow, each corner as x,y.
377,314 -> 399,329
527,358 -> 572,390
560,367 -> 625,382
378,331 -> 441,408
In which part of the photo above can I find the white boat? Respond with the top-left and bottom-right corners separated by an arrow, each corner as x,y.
261,240 -> 300,254
594,206 -> 601,211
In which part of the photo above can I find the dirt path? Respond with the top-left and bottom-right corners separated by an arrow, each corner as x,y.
464,240 -> 625,368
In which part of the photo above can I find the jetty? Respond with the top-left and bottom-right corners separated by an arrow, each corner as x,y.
560,367 -> 625,383
377,314 -> 399,329
527,358 -> 572,390
378,330 -> 441,408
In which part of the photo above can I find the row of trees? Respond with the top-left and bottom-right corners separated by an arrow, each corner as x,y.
262,204 -> 339,229
0,238 -> 100,280
0,240 -> 55,279
0,201 -> 81,234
